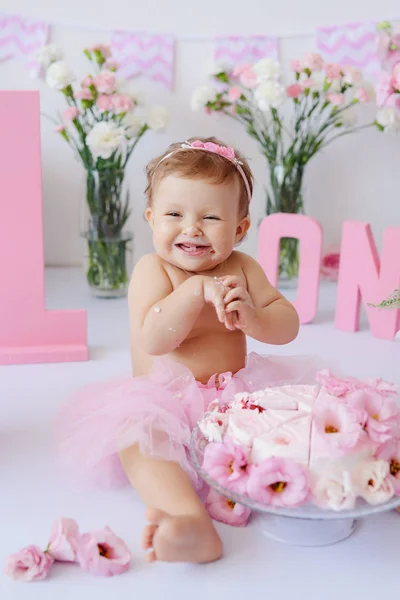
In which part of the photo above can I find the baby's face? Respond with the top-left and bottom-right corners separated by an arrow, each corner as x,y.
146,175 -> 250,272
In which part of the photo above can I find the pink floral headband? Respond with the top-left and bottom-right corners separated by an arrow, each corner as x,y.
157,140 -> 252,202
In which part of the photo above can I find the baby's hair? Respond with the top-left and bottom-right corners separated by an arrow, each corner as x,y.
144,136 -> 254,218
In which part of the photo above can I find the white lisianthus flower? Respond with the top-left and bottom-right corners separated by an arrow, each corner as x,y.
253,57 -> 281,82
311,468 -> 357,511
86,122 -> 126,159
376,107 -> 400,132
46,60 -> 76,90
254,80 -> 285,110
36,44 -> 63,68
353,459 -> 394,505
124,114 -> 144,138
191,84 -> 218,111
146,106 -> 169,131
340,106 -> 358,128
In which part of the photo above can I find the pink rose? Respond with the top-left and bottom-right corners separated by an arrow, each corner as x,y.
286,83 -> 303,98
75,526 -> 131,577
202,438 -> 249,494
313,402 -> 363,454
377,439 -> 400,494
325,63 -> 342,81
228,86 -> 242,101
4,545 -> 54,582
290,59 -> 303,72
112,94 -> 134,114
205,489 -> 251,527
302,52 -> 324,72
48,518 -> 80,562
327,92 -> 345,106
320,247 -> 340,280
75,88 -> 93,100
96,94 -> 114,112
94,70 -> 117,94
247,457 -> 309,507
347,390 -> 400,444
302,78 -> 315,89
63,107 -> 80,121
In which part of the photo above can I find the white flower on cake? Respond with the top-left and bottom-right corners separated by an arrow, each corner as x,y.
311,468 -> 356,511
199,413 -> 227,443
36,44 -> 63,68
86,122 -> 126,160
255,81 -> 285,111
146,106 -> 169,131
46,61 -> 76,90
353,459 -> 394,505
191,85 -> 218,111
252,58 -> 281,82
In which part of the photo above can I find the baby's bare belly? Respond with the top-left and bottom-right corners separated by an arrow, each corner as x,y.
131,330 -> 247,384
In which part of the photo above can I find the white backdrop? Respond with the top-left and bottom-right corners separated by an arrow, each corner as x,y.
1,0 -> 400,266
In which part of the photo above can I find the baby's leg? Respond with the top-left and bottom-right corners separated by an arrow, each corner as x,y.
119,444 -> 223,564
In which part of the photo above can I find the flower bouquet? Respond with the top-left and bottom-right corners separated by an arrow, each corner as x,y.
192,54 -> 375,282
375,22 -> 400,133
39,43 -> 168,297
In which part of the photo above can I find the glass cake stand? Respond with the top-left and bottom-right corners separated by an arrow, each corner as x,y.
189,425 -> 400,547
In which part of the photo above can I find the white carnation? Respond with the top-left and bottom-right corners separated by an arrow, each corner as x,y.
254,80 -> 285,110
46,60 -> 76,90
253,57 -> 281,82
376,107 -> 400,132
146,106 -> 169,131
124,114 -> 144,138
86,122 -> 126,160
340,106 -> 358,128
191,84 -> 218,111
36,44 -> 63,68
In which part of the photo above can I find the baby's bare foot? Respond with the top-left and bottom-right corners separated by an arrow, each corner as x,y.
143,507 -> 223,564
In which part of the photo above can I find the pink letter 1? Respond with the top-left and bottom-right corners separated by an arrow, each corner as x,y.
0,91 -> 88,365
335,222 -> 400,340
257,213 -> 322,324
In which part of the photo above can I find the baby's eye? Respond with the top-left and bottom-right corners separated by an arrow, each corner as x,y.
204,215 -> 221,220
166,212 -> 181,217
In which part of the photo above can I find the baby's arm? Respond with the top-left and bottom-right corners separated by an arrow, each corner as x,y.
222,252 -> 300,345
128,254 -> 227,355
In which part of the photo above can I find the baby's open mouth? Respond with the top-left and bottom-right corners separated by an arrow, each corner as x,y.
175,243 -> 211,256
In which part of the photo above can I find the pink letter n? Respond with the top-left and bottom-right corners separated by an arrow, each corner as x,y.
335,222 -> 400,340
0,91 -> 88,364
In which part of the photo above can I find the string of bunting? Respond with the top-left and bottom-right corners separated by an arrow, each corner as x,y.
0,10 -> 398,88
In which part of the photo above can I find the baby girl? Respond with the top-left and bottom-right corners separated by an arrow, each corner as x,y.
59,137 -> 311,565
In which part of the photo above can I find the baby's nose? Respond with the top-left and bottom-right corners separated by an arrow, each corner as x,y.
183,225 -> 202,236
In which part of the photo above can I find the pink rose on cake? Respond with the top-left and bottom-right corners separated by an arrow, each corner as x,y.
310,468 -> 357,511
313,403 -> 364,454
347,391 -> 400,444
202,438 -> 250,494
247,457 -> 309,507
377,439 -> 400,494
353,459 -> 394,505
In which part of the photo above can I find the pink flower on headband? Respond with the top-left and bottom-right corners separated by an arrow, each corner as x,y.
189,140 -> 236,161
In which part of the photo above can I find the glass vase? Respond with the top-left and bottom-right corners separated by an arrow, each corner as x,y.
266,163 -> 304,287
81,168 -> 133,298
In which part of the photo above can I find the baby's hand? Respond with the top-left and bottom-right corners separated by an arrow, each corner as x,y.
218,275 -> 255,331
203,277 -> 236,330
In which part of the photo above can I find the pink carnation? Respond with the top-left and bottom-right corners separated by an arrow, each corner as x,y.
63,107 -> 80,121
94,70 -> 117,94
4,545 -> 54,582
377,439 -> 400,494
342,66 -> 363,85
302,52 -> 324,72
75,526 -> 131,577
75,88 -> 93,100
105,58 -> 119,71
320,247 -> 340,281
290,59 -> 303,72
376,72 -> 395,107
347,390 -> 400,444
392,64 -> 400,91
88,44 -> 112,58
327,92 -> 345,106
202,438 -> 249,494
355,87 -> 370,103
247,457 -> 309,507
81,76 -> 93,88
228,86 -> 242,101
313,403 -> 364,454
55,124 -> 66,133
325,63 -> 342,81
232,62 -> 253,77
205,489 -> 251,527
240,67 -> 257,89
286,83 -> 303,98
112,94 -> 134,114
302,78 -> 315,89
96,94 -> 114,112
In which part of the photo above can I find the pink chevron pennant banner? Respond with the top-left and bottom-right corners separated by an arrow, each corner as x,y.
214,35 -> 279,67
0,12 -> 48,77
111,31 -> 175,90
316,21 -> 381,80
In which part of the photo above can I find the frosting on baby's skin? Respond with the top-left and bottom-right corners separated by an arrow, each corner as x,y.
153,306 -> 161,313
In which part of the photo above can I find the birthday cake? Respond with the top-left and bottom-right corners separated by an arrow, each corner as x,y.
198,370 -> 400,511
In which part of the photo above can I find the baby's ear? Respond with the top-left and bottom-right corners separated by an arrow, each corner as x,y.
235,216 -> 251,243
145,207 -> 154,228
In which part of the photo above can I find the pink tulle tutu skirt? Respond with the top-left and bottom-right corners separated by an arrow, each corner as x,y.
57,353 -> 321,490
